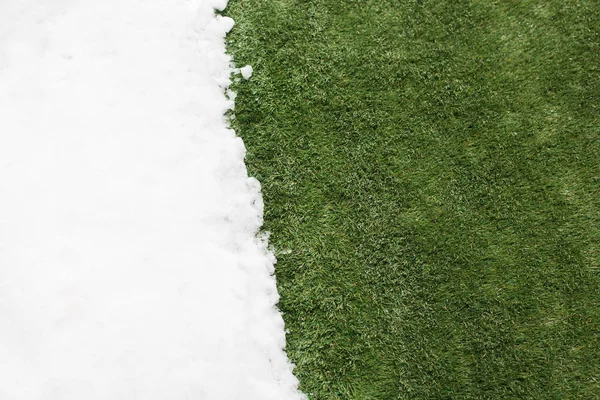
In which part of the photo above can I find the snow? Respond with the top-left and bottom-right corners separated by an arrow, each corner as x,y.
240,65 -> 253,80
0,1 -> 304,399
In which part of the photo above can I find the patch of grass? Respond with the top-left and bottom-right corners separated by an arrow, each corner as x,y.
224,0 -> 600,398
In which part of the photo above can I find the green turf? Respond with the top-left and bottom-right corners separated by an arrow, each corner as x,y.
223,0 -> 600,398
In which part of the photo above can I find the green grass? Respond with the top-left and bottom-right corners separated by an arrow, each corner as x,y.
224,0 -> 600,398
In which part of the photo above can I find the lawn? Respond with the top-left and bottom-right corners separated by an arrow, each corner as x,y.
224,0 -> 600,398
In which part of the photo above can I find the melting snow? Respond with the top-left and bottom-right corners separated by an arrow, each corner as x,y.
0,0 -> 304,399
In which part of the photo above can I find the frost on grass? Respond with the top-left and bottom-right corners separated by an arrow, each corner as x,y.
0,0 -> 304,399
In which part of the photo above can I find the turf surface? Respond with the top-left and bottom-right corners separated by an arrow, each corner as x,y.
224,0 -> 600,398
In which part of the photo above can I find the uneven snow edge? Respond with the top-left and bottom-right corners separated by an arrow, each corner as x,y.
210,2 -> 306,399
0,0 -> 305,398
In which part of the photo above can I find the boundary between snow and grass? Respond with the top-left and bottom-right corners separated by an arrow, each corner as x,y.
214,2 -> 306,399
0,0 -> 305,398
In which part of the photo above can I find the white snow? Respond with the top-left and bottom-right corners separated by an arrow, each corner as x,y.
0,1 -> 304,399
240,65 -> 254,80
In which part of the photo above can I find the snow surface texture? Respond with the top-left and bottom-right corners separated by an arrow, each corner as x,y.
0,1 -> 305,399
